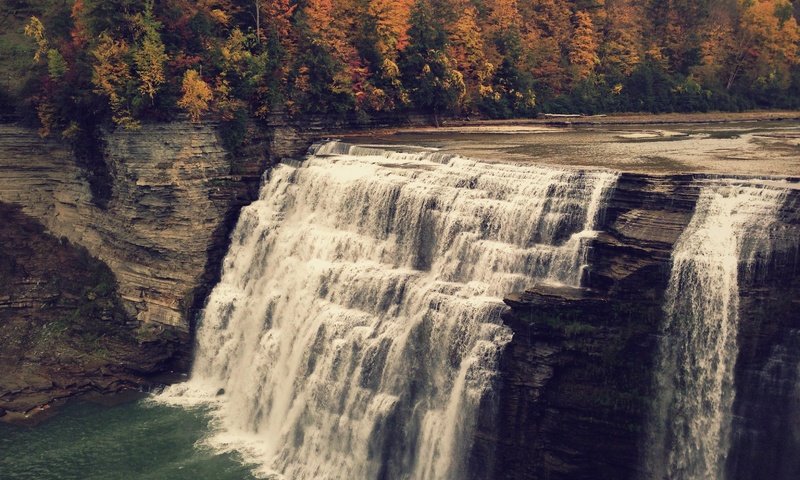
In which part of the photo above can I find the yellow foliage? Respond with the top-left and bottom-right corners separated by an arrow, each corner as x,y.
35,98 -> 56,137
24,16 -> 48,63
179,70 -> 213,122
61,121 -> 81,140
134,33 -> 168,99
740,0 -> 800,65
131,2 -> 168,100
92,33 -> 138,128
209,9 -> 230,25
569,11 -> 599,80
721,0 -> 800,88
370,0 -> 414,57
382,59 -> 400,78
450,4 -> 487,88
213,76 -> 246,120
221,29 -> 252,69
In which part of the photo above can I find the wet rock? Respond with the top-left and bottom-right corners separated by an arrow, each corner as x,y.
478,178 -> 800,480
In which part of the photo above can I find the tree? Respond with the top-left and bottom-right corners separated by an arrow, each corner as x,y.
727,0 -> 800,90
692,2 -> 736,88
24,16 -> 49,63
370,0 -> 415,58
601,0 -> 643,77
131,2 -> 168,100
91,33 -> 137,128
449,3 -> 491,107
401,0 -> 465,121
569,11 -> 600,80
82,0 -> 139,36
518,0 -> 572,95
178,69 -> 213,122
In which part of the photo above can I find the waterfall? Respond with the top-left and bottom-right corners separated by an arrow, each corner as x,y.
161,141 -> 617,479
645,182 -> 789,480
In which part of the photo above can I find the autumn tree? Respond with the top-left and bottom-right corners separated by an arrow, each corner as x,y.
601,0 -> 644,77
370,0 -> 415,58
178,69 -> 213,121
518,0 -> 572,95
569,11 -> 600,80
692,2 -> 736,88
448,3 -> 491,107
285,0 -> 360,115
91,33 -> 137,128
24,16 -> 49,63
131,2 -> 168,101
727,0 -> 800,90
11,0 -> 800,126
471,0 -> 536,116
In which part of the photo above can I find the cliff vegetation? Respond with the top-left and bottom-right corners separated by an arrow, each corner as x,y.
1,0 -> 800,140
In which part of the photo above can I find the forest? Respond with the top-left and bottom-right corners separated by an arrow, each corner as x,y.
1,0 -> 799,137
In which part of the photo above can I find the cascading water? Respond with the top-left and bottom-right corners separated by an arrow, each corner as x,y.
645,181 -> 789,480
161,141 -> 617,479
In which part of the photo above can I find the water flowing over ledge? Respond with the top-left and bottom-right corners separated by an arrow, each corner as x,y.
645,181 -> 792,480
158,141 -> 618,479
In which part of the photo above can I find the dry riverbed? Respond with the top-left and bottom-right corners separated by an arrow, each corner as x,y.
341,111 -> 800,177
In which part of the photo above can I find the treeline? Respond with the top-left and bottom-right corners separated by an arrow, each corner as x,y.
3,0 -> 800,137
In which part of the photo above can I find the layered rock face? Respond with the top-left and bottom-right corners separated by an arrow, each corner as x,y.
0,203 -> 180,412
0,121 -> 279,411
484,175 -> 800,480
0,123 -> 266,332
478,174 -> 694,479
727,194 -> 800,480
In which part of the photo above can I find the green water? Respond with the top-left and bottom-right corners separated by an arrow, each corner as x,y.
0,397 -> 256,480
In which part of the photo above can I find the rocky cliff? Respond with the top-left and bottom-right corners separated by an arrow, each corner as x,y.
0,121 -> 292,413
0,123 -> 261,331
0,202 -> 179,413
480,174 -> 800,480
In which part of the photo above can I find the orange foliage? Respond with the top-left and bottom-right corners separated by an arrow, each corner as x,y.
488,0 -> 522,32
261,0 -> 296,40
449,5 -> 486,73
305,0 -> 350,61
178,69 -> 213,122
70,0 -> 89,49
569,11 -> 599,80
723,0 -> 800,88
370,0 -> 414,57
602,0 -> 643,76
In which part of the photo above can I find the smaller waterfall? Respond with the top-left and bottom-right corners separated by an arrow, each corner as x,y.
645,182 -> 789,480
160,141 -> 618,479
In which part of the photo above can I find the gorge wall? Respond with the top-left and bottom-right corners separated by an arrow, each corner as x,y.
0,120 -> 309,413
0,123 -> 267,331
485,174 -> 800,480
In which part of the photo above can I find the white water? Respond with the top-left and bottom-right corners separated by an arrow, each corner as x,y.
645,182 -> 789,480
161,141 -> 617,479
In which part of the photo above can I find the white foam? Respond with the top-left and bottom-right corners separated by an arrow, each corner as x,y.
158,141 -> 618,479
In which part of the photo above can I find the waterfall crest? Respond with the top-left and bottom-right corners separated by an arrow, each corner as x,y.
645,182 -> 789,480
161,141 -> 617,479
